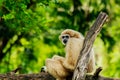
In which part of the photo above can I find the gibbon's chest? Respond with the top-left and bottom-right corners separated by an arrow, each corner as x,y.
65,38 -> 83,55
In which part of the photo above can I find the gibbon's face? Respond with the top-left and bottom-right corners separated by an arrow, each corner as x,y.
61,34 -> 70,45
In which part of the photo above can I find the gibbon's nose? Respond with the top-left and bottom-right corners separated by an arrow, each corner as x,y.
63,39 -> 67,44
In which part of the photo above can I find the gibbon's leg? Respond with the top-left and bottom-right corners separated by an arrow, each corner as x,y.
46,58 -> 69,80
52,55 -> 65,62
41,55 -> 65,72
63,60 -> 75,72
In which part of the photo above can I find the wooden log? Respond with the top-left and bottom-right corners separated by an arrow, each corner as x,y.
0,68 -> 120,80
0,72 -> 55,80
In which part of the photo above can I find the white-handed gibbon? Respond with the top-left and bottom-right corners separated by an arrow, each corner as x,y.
45,29 -> 95,80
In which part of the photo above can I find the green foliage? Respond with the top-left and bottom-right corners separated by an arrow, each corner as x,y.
0,0 -> 120,78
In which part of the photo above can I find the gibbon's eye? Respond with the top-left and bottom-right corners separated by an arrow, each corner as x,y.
62,36 -> 65,39
65,35 -> 69,38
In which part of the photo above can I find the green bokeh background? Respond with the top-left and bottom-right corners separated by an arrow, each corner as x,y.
0,0 -> 120,78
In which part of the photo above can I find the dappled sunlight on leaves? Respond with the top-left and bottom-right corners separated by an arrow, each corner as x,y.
0,0 -> 120,78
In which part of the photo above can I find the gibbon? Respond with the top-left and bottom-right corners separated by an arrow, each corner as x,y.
45,29 -> 95,80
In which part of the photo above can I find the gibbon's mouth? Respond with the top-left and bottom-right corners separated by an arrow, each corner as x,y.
63,39 -> 67,44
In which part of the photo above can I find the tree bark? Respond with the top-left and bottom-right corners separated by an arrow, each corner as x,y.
72,12 -> 108,80
0,68 -> 120,80
0,72 -> 55,80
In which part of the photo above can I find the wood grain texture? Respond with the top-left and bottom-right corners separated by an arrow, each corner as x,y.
72,12 -> 108,80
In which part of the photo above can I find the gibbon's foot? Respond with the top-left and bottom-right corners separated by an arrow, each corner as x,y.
41,66 -> 47,72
